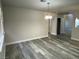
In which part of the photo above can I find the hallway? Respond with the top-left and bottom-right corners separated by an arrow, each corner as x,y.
6,37 -> 79,59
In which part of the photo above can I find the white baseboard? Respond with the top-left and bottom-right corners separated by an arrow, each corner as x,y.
71,37 -> 79,41
51,33 -> 57,35
6,35 -> 48,46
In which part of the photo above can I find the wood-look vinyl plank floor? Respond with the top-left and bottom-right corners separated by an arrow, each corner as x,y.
6,37 -> 79,59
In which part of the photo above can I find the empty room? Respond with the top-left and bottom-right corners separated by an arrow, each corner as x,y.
0,0 -> 79,59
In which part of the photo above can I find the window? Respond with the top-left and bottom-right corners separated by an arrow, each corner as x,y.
75,18 -> 79,28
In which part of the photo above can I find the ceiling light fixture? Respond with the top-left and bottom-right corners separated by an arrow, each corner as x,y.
41,0 -> 46,2
45,2 -> 52,20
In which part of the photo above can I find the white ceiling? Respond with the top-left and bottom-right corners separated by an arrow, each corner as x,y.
2,0 -> 79,13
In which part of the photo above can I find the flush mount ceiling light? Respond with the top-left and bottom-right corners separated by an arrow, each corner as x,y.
40,0 -> 46,2
44,2 -> 52,20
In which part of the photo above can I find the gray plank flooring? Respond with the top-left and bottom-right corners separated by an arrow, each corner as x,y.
6,37 -> 79,59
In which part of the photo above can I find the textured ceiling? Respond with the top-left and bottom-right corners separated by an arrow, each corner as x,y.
2,0 -> 79,13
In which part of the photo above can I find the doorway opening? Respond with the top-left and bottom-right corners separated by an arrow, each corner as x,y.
57,14 -> 74,40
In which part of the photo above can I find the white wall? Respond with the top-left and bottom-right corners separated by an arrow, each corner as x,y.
0,2 -> 5,59
60,17 -> 65,34
3,6 -> 57,45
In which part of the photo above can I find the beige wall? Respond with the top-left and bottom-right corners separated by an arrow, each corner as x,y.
72,27 -> 79,40
3,6 -> 57,45
0,3 -> 2,33
71,12 -> 79,41
51,14 -> 57,35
